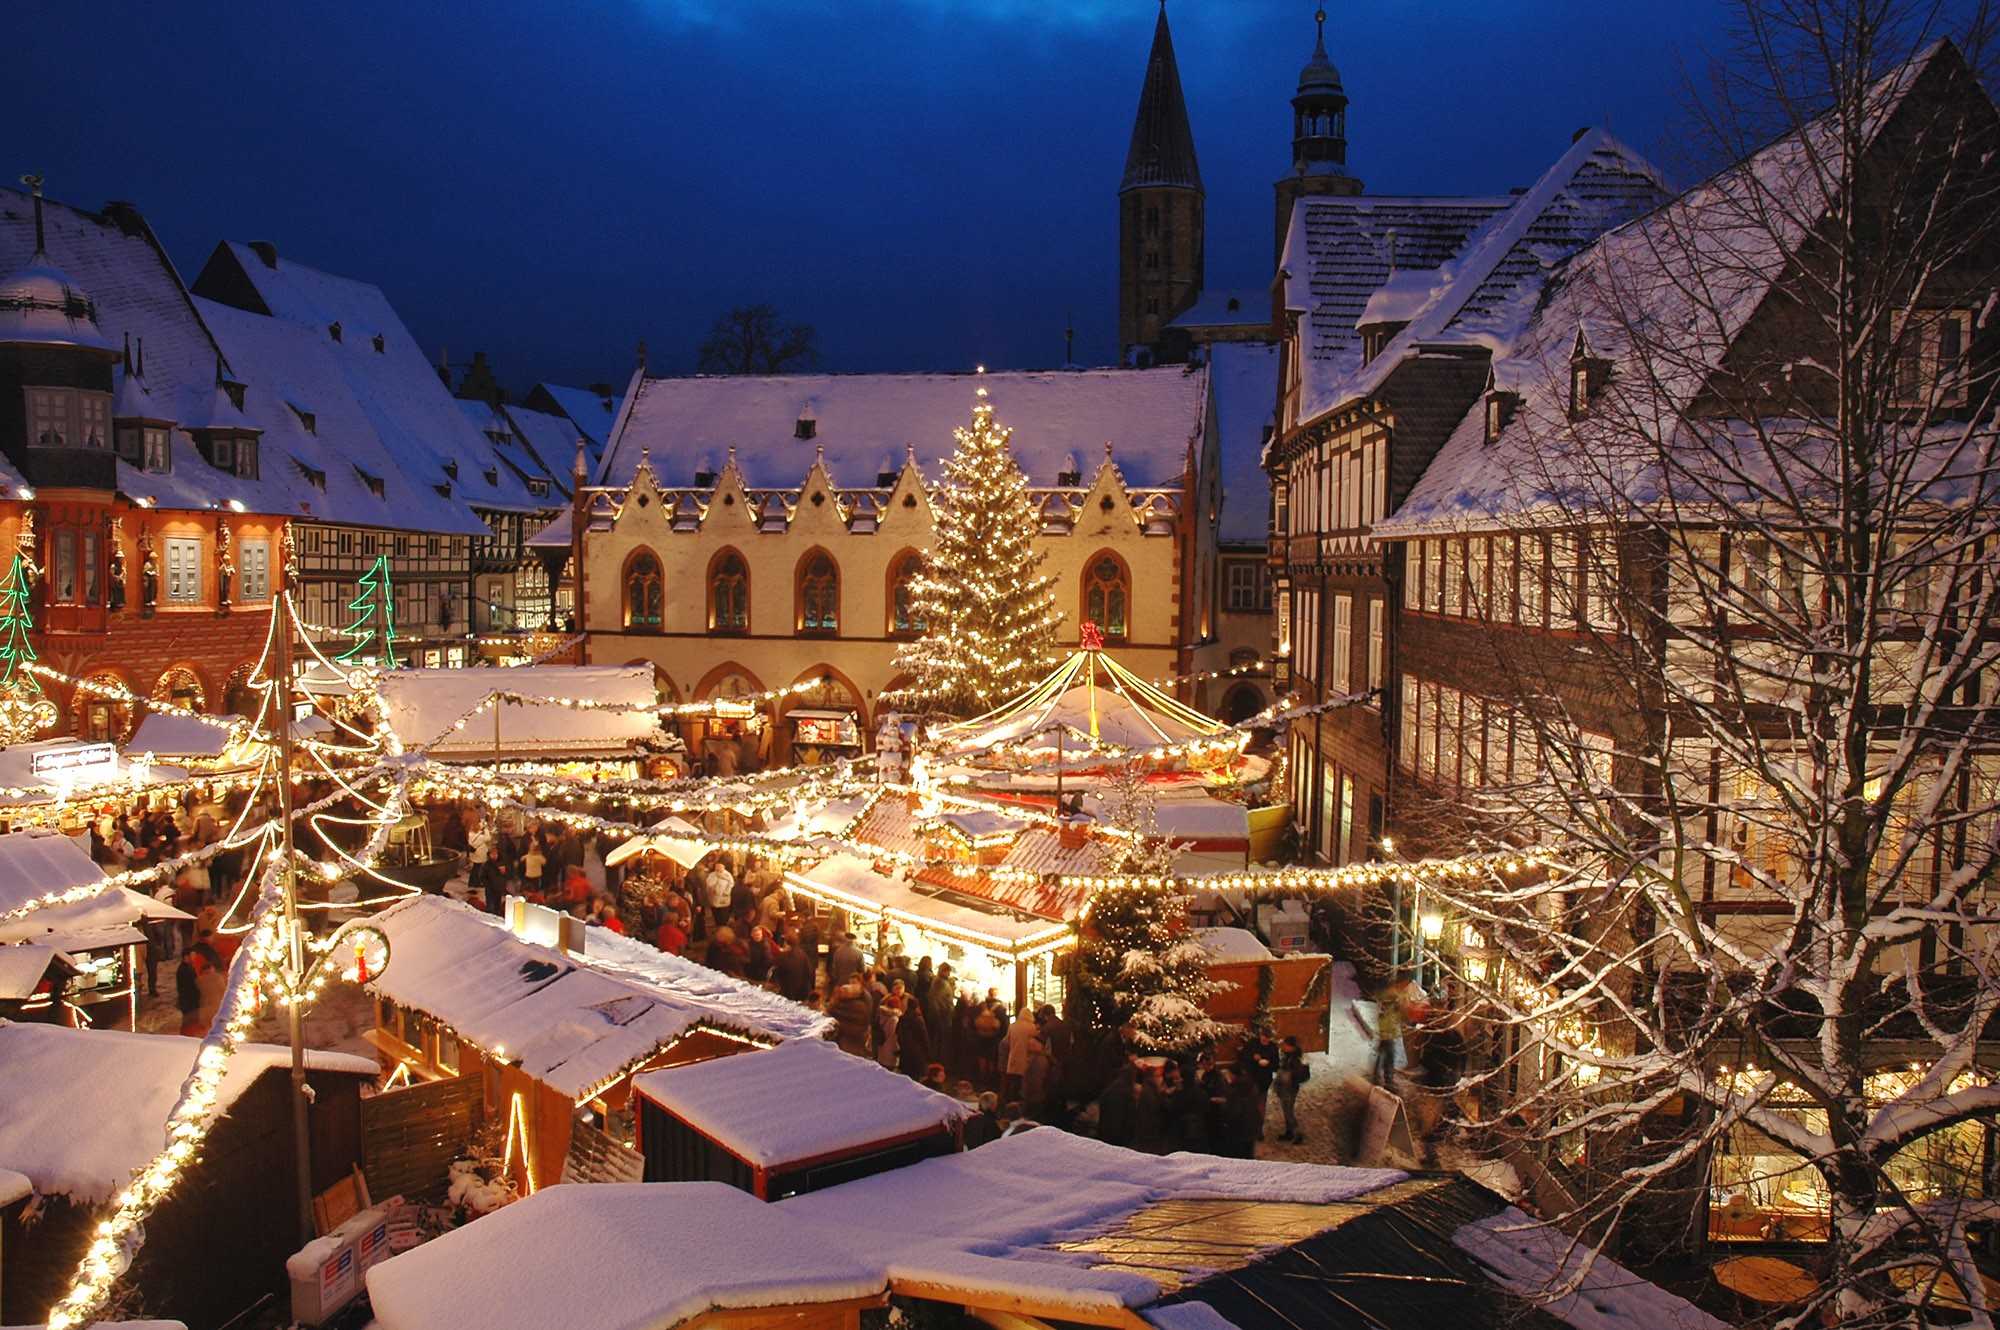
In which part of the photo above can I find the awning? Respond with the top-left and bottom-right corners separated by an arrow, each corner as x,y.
604,816 -> 714,871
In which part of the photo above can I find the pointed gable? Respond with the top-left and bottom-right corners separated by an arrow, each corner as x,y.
1120,6 -> 1203,194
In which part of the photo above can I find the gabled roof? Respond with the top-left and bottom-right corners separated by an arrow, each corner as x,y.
1121,6 -> 1203,194
1282,130 -> 1667,426
364,895 -> 828,1099
453,399 -> 571,508
0,1021 -> 374,1203
599,368 -> 1209,492
196,241 -> 548,527
0,189 -> 297,512
1169,288 -> 1267,332
525,381 -> 623,456
1381,43 -> 1974,536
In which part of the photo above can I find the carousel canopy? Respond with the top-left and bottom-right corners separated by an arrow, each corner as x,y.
934,647 -> 1243,769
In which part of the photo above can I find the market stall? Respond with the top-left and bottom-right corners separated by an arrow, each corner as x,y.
372,664 -> 678,774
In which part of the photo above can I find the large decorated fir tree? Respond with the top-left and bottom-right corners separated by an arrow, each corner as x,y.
337,555 -> 400,668
1072,769 -> 1233,1053
893,388 -> 1063,716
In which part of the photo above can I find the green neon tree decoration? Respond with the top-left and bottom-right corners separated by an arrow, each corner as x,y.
0,554 -> 56,741
337,555 -> 400,668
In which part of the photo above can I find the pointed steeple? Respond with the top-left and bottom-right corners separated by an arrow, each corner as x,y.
1120,4 -> 1203,194
1291,7 -> 1352,177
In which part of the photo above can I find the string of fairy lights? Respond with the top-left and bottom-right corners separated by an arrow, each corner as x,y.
25,581 -> 1541,1328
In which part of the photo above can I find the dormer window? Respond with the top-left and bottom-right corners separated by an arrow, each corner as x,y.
356,466 -> 385,499
291,405 -> 316,435
435,482 -> 452,498
443,460 -> 459,480
221,379 -> 247,411
794,416 -> 817,440
27,388 -> 112,449
371,334 -> 385,354
142,426 -> 170,474
1360,323 -> 1406,365
526,477 -> 550,499
328,321 -> 342,344
298,461 -> 327,492
1568,334 -> 1611,420
484,468 -> 498,486
1484,391 -> 1520,443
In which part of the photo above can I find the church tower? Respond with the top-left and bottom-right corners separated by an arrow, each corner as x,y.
1118,2 -> 1204,367
1274,8 -> 1362,264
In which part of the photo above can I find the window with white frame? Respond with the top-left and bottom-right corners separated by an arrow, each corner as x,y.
1366,598 -> 1384,694
1468,538 -> 1489,618
1492,536 -> 1516,624
164,538 -> 202,604
1443,539 -> 1463,616
27,387 -> 113,448
1425,540 -> 1444,613
240,540 -> 271,602
1892,308 -> 1973,408
1399,675 -> 1419,771
1520,533 -> 1546,625
1331,595 -> 1352,694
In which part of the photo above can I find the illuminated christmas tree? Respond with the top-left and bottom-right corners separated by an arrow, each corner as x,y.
893,388 -> 1062,715
0,554 -> 55,742
1073,768 -> 1233,1052
337,555 -> 400,668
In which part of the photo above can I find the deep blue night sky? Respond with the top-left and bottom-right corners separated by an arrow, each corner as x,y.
4,1 -> 1735,391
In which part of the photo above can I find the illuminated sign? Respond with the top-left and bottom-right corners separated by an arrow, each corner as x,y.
30,742 -> 117,781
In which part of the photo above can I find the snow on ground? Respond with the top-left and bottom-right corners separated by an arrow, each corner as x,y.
1454,1207 -> 1728,1330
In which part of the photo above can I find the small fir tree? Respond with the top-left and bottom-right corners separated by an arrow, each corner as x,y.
893,388 -> 1062,716
337,555 -> 400,668
1072,768 -> 1234,1053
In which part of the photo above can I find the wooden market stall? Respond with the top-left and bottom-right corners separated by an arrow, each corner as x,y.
0,828 -> 190,1029
365,1128 -> 1729,1330
633,1037 -> 967,1200
0,1023 -> 373,1329
1198,927 -> 1335,1054
361,895 -> 829,1196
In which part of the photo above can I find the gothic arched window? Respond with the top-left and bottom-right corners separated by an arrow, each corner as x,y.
710,551 -> 749,633
1085,553 -> 1129,640
625,550 -> 663,630
799,552 -> 839,634
888,550 -> 924,636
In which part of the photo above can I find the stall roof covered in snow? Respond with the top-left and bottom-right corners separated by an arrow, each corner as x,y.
1453,1207 -> 1728,1330
365,1181 -> 881,1330
790,854 -> 1072,945
126,712 -> 242,760
634,1038 -> 969,1168
0,828 -> 188,949
596,368 -> 1209,492
364,896 -> 825,1098
367,1132 -> 1396,1330
374,664 -> 667,758
0,1022 -> 374,1204
0,944 -> 76,1000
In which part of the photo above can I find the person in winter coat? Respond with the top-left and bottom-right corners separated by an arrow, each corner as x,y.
1000,1012 -> 1034,1107
829,977 -> 873,1057
1221,1068 -> 1262,1159
962,1092 -> 1004,1148
742,926 -> 774,984
655,912 -> 689,956
896,999 -> 933,1080
1095,1060 -> 1140,1148
972,990 -> 1009,1085
770,934 -> 815,1001
706,926 -> 749,977
1274,1035 -> 1311,1143
1236,1030 -> 1280,1138
875,996 -> 903,1070
175,955 -> 204,1037
829,932 -> 865,988
1023,1030 -> 1058,1123
923,962 -> 957,1070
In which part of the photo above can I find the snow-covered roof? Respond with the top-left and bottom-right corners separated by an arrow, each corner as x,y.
374,665 -> 666,758
500,402 -> 587,498
1197,927 -> 1273,964
0,189 -> 297,515
0,829 -> 189,950
528,381 -> 624,452
193,295 -> 490,534
0,256 -> 119,354
1379,45 -> 1960,538
0,1164 -> 30,1207
366,1181 -> 881,1330
364,896 -> 825,1099
1282,130 -> 1668,427
633,1038 -> 969,1169
1208,341 -> 1277,544
790,854 -> 1070,945
0,1022 -> 374,1203
367,1129 -> 1406,1330
599,368 -> 1209,492
1169,288 -> 1268,332
125,711 -> 242,760
0,944 -> 74,999
1453,1207 -> 1729,1330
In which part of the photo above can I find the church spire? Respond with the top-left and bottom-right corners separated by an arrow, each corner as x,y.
1119,3 -> 1202,195
1291,7 -> 1352,177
